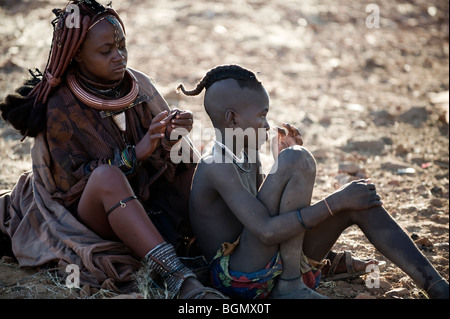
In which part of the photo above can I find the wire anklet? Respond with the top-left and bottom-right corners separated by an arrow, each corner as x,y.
426,278 -> 446,293
106,195 -> 138,216
278,274 -> 302,281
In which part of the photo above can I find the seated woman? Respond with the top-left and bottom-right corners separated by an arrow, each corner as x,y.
0,0 -> 225,299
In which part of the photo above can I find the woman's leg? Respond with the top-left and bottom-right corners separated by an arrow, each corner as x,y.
77,164 -> 163,258
77,165 -> 222,298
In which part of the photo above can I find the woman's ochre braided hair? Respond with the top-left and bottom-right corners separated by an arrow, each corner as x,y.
176,64 -> 263,97
0,0 -> 124,138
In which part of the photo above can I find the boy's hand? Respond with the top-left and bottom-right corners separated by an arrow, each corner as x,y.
272,122 -> 303,157
331,179 -> 383,212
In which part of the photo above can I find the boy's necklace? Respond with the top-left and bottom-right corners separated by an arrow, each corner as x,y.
213,140 -> 252,173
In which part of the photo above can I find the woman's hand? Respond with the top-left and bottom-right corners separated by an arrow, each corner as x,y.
272,122 -> 303,158
135,111 -> 171,160
165,109 -> 194,141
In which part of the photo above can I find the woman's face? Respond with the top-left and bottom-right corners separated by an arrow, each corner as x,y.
75,18 -> 127,83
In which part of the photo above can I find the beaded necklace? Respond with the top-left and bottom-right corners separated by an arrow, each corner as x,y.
213,140 -> 252,173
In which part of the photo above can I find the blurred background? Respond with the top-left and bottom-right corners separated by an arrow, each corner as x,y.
0,0 -> 448,299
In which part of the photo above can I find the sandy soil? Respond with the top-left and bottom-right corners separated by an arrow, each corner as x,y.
0,0 -> 448,300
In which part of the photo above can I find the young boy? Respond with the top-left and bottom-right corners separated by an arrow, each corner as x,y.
178,64 -> 449,299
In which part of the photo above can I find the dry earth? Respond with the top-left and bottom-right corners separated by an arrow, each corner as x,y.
0,0 -> 448,300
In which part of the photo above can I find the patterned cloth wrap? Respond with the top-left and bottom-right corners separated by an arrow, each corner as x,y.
210,238 -> 322,299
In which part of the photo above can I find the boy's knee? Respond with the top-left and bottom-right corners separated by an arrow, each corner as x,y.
278,146 -> 316,174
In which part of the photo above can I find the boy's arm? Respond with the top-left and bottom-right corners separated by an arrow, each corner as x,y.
206,162 -> 304,245
255,151 -> 265,189
206,163 -> 383,245
296,179 -> 383,230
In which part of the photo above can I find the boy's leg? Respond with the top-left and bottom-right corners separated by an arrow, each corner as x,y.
229,146 -> 327,298
303,202 -> 449,298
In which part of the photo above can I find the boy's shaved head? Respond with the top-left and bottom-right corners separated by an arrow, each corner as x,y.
177,65 -> 264,126
203,78 -> 251,126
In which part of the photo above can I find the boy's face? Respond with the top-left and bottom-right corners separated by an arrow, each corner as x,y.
234,87 -> 271,150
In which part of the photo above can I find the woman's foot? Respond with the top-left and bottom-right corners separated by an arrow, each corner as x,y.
178,277 -> 228,299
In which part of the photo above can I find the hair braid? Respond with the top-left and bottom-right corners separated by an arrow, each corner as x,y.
0,0 -> 124,138
177,64 -> 262,96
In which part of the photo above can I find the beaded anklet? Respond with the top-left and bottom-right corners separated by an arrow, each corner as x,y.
145,242 -> 197,297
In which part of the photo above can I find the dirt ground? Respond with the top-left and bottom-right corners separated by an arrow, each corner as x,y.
0,0 -> 448,300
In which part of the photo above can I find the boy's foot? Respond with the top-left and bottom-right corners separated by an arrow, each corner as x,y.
321,250 -> 385,281
271,277 -> 328,299
426,279 -> 449,299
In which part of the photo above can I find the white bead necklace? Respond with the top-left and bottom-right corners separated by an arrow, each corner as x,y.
213,140 -> 252,173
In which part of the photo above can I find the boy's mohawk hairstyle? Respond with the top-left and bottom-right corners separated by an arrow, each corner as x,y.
177,64 -> 262,96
